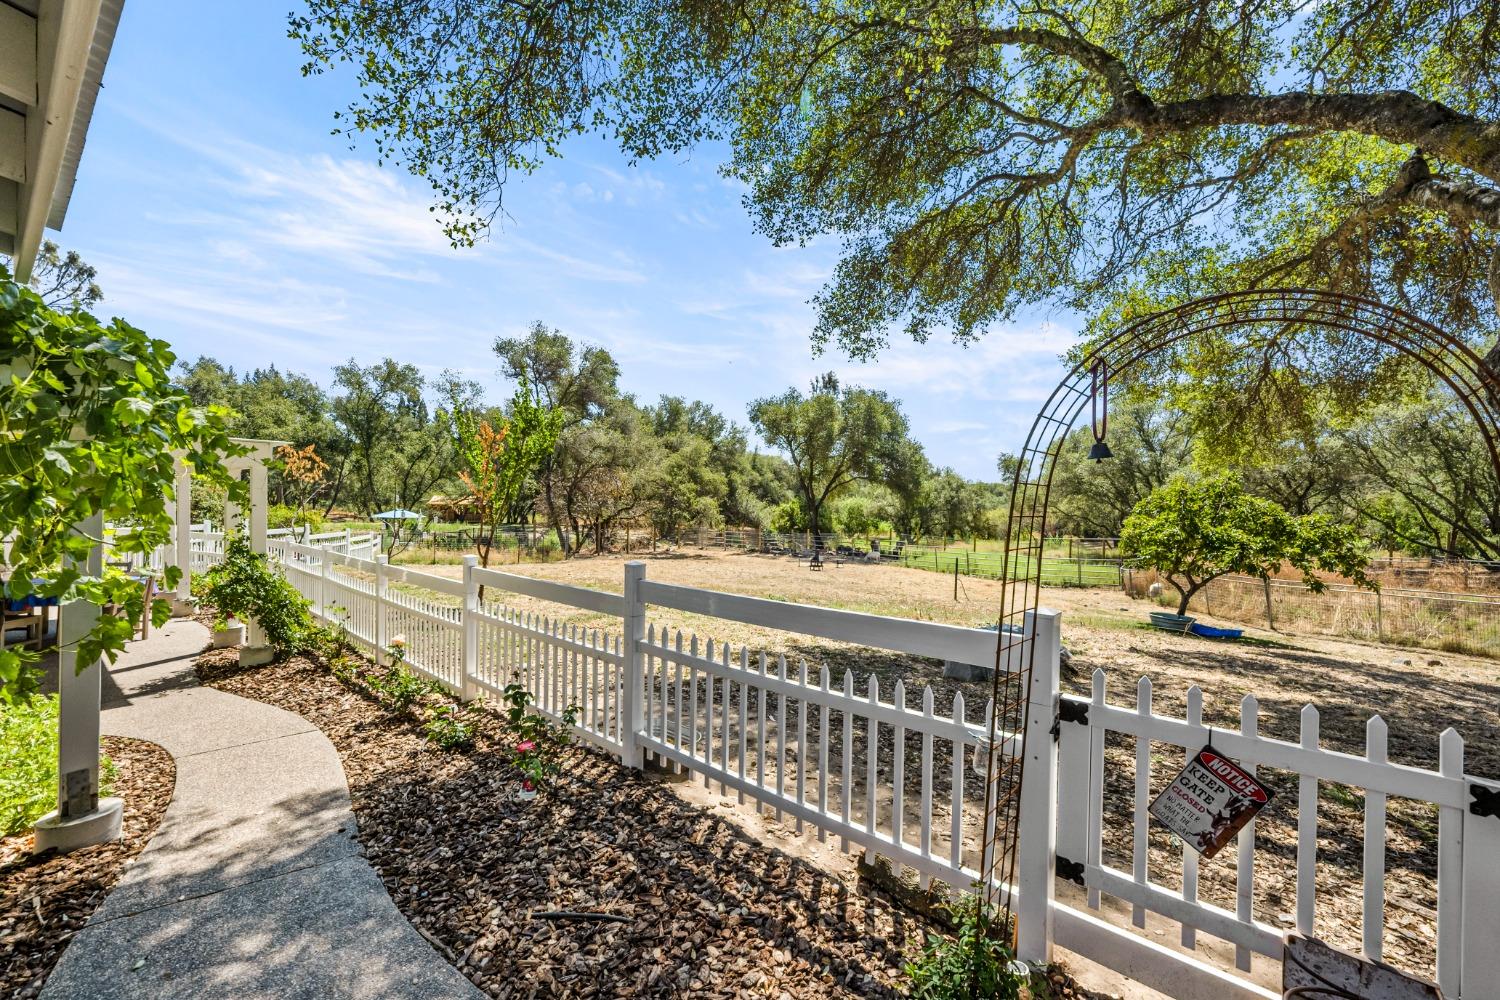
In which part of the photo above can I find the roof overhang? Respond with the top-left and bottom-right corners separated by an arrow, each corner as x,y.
1,0 -> 125,281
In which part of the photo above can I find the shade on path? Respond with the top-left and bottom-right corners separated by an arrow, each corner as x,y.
40,619 -> 482,1000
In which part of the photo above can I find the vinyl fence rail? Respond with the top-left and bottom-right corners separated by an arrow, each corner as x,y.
258,539 -> 1498,999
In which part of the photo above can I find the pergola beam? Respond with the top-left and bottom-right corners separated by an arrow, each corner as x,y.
0,111 -> 25,185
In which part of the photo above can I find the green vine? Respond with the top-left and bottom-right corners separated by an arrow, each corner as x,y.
0,267 -> 241,704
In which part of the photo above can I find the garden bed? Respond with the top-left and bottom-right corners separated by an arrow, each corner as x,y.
0,737 -> 175,999
194,647 -> 1094,999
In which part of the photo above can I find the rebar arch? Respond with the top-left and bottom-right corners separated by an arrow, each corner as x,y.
978,288 -> 1500,918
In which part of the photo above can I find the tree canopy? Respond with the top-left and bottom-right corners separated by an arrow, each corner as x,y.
749,375 -> 911,535
292,1 -> 1500,375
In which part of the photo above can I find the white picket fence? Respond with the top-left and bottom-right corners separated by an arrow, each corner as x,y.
251,538 -> 1497,1000
189,526 -> 380,574
268,540 -> 1030,883
1055,674 -> 1500,1000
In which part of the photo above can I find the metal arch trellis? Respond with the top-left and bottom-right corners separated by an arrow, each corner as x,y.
977,287 -> 1500,928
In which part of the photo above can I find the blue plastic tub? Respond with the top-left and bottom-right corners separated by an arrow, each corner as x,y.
1188,623 -> 1243,639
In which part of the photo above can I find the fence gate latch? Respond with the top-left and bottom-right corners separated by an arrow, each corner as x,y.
1052,698 -> 1089,740
1472,783 -> 1500,820
1055,856 -> 1086,886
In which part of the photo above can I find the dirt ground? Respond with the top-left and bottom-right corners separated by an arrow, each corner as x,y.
401,547 -> 1499,985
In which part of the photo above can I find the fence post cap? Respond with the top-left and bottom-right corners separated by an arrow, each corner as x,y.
460,554 -> 479,566
375,554 -> 388,565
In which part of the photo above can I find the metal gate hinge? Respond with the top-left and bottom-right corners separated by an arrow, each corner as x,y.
1055,856 -> 1086,886
1472,784 -> 1500,819
1052,698 -> 1088,744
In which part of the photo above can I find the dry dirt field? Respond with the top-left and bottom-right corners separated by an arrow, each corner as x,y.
399,547 -> 1499,986
413,547 -> 1498,767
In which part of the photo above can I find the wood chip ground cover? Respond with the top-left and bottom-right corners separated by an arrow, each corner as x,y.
0,737 -> 175,999
195,648 -> 1096,999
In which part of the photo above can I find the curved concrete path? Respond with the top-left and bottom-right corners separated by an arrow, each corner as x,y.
42,619 -> 483,1000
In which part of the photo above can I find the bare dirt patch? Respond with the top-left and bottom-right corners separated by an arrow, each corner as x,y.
0,737 -> 175,999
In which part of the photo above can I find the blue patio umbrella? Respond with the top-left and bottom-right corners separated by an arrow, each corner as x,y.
372,509 -> 424,521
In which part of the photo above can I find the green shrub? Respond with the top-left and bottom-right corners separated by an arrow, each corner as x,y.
0,696 -> 115,836
371,663 -> 436,713
501,683 -> 577,792
201,533 -> 314,657
903,894 -> 1028,1000
268,504 -> 325,533
424,703 -> 480,750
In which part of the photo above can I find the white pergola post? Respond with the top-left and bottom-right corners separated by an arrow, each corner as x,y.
170,455 -> 194,617
222,439 -> 287,667
33,510 -> 122,853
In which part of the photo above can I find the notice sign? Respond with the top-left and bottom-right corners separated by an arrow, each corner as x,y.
1149,746 -> 1271,859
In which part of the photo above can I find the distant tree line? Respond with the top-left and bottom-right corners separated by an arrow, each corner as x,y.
174,321 -> 1014,555
1004,394 -> 1500,561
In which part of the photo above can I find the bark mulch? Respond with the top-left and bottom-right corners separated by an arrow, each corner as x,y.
196,647 -> 1095,999
0,737 -> 175,1000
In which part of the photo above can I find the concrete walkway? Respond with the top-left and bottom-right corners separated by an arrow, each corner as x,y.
42,619 -> 483,1000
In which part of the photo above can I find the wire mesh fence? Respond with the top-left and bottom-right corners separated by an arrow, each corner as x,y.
1124,568 -> 1500,658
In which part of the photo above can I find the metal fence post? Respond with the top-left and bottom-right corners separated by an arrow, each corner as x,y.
1016,607 -> 1062,964
621,560 -> 647,768
374,554 -> 389,650
460,555 -> 479,701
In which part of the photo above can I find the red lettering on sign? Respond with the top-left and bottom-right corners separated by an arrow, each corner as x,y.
1200,751 -> 1269,803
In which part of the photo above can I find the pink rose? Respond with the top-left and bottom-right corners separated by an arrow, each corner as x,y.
516,740 -> 536,753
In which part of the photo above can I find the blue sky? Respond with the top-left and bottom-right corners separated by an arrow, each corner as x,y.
56,1 -> 1081,481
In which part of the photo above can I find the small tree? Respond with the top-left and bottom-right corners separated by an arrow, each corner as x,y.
274,443 -> 329,535
749,374 -> 910,539
450,379 -> 562,570
1121,475 -> 1375,617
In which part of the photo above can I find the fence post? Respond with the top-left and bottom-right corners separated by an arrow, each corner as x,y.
1015,608 -> 1062,964
621,561 -> 647,768
374,555 -> 389,650
460,554 -> 479,702
1462,776 -> 1500,995
342,527 -> 352,554
317,543 -> 331,619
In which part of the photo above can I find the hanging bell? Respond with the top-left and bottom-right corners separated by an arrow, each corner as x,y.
1087,440 -> 1114,463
